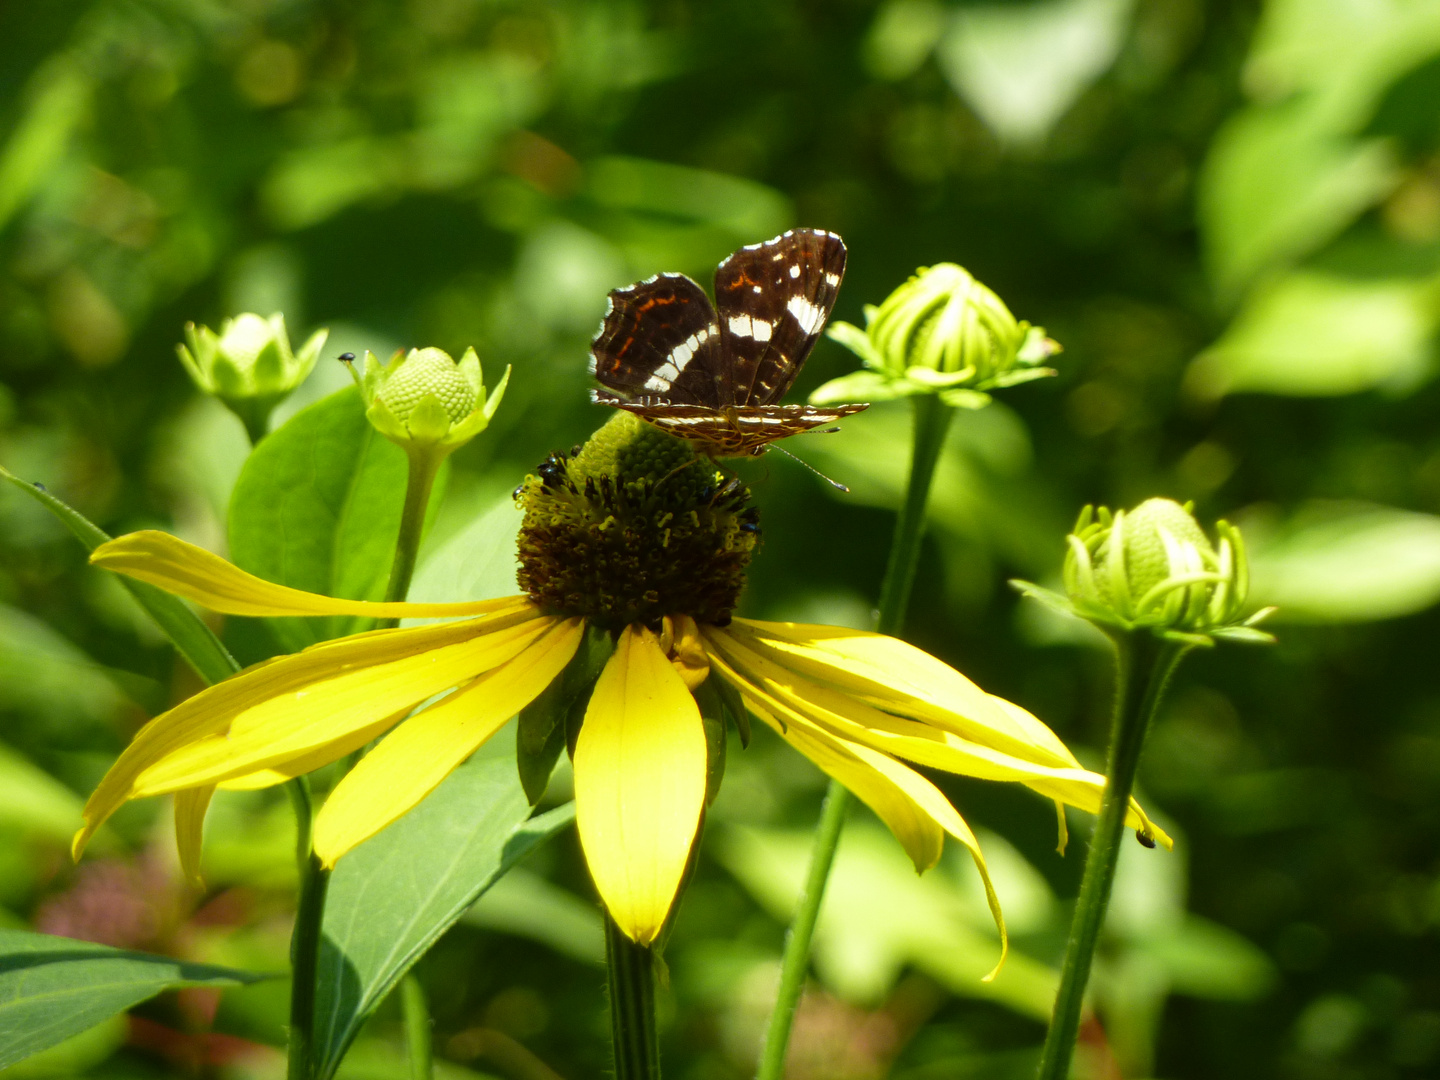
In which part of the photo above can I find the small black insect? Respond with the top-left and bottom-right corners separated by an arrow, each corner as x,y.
1136,830 -> 1157,849
338,352 -> 356,363
536,455 -> 569,489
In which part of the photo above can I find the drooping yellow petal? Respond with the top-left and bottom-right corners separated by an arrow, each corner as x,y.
92,531 -> 521,619
174,786 -> 213,889
704,631 -> 1171,849
721,619 -> 1079,768
134,617 -> 550,795
574,625 -> 707,946
313,617 -> 583,866
732,692 -> 1010,979
72,602 -> 542,859
217,706 -> 415,791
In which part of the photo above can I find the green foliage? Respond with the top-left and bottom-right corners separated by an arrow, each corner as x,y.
228,387 -> 446,647
0,930 -> 261,1067
2,0 -> 1440,1076
313,751 -> 573,1080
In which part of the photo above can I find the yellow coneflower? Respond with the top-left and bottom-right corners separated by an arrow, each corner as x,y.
76,412 -> 1167,957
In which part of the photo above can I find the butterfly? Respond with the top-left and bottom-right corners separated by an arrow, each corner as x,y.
588,228 -> 868,458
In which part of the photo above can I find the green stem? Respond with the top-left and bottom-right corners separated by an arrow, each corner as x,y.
286,777 -> 331,1080
379,451 -> 441,626
606,914 -> 661,1080
1034,632 -> 1188,1080
755,781 -> 849,1080
402,974 -> 434,1080
875,395 -> 954,635
756,395 -> 953,1080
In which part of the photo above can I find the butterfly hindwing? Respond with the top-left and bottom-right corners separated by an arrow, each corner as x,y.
713,229 -> 847,406
590,273 -> 724,407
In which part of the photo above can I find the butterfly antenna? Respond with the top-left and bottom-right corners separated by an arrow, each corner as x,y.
771,444 -> 850,493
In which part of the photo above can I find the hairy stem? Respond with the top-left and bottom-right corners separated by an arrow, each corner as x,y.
286,778 -> 331,1080
1034,632 -> 1188,1080
606,914 -> 661,1080
757,395 -> 953,1080
379,451 -> 440,625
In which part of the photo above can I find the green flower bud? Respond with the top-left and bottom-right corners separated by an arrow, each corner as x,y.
1017,498 -> 1275,646
812,263 -> 1058,409
177,313 -> 326,440
353,346 -> 510,461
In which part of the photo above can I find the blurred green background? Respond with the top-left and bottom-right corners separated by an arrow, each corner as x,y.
4,0 -> 1440,1077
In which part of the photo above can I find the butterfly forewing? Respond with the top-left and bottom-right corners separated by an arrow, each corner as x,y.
589,229 -> 866,458
714,230 -> 846,406
590,273 -> 723,406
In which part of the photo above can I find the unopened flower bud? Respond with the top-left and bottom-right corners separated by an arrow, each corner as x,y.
177,313 -> 326,439
812,263 -> 1058,409
1020,498 -> 1275,645
354,346 -> 509,461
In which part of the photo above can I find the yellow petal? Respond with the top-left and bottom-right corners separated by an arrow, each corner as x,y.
313,618 -> 583,865
174,787 -> 213,889
721,619 -> 1079,768
574,625 -> 706,946
705,631 -> 1171,849
217,706 -> 415,791
91,531 -> 521,619
738,693 -> 1009,979
72,603 -> 542,859
135,617 -> 550,794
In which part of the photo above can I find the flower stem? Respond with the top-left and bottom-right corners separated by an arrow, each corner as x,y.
876,394 -> 954,633
1034,632 -> 1188,1080
605,914 -> 661,1080
379,451 -> 440,626
756,395 -> 953,1080
286,777 -> 330,1080
402,974 -> 434,1080
755,780 -> 849,1080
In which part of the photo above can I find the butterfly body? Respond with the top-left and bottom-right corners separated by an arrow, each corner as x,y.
589,229 -> 868,458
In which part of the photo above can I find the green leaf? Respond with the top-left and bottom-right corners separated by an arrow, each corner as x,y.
937,0 -> 1135,148
716,822 -> 1058,1020
0,467 -> 238,686
405,489 -> 523,606
461,868 -> 604,966
0,742 -> 85,845
0,929 -> 262,1068
1186,271 -> 1439,399
1197,106 -> 1398,299
1246,501 -> 1440,621
228,387 -> 446,648
312,751 -> 575,1080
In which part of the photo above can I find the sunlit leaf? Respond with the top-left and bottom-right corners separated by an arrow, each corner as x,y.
228,386 -> 446,647
0,742 -> 85,845
717,822 -> 1057,1019
1186,271 -> 1437,399
0,929 -> 261,1069
1245,501 -> 1440,621
1197,107 -> 1398,299
312,749 -> 575,1080
0,467 -> 238,686
937,0 -> 1134,148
